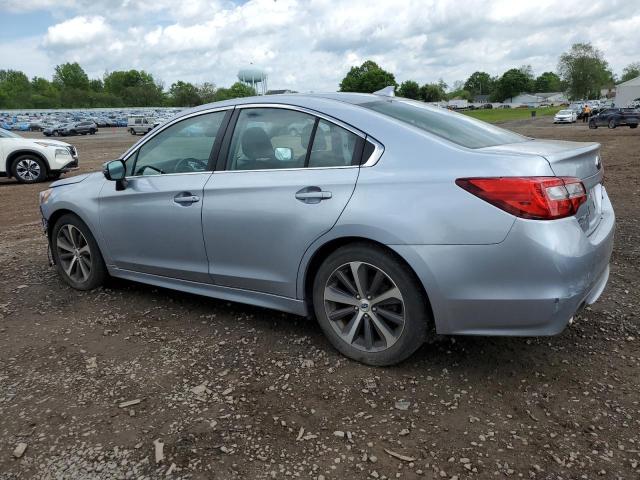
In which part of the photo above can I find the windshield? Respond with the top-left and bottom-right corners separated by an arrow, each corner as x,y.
359,99 -> 528,149
558,110 -> 573,114
0,128 -> 21,138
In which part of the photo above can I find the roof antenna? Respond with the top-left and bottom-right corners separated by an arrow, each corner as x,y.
373,86 -> 395,97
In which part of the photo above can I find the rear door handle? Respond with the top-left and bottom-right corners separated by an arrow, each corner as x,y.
174,193 -> 200,205
295,187 -> 332,204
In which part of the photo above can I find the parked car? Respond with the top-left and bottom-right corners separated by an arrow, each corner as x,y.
589,108 -> 640,129
43,121 -> 98,137
553,109 -> 577,123
39,93 -> 614,366
0,128 -> 78,183
128,115 -> 156,135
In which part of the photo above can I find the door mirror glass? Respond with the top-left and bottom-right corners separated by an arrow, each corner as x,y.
274,147 -> 293,162
103,159 -> 126,181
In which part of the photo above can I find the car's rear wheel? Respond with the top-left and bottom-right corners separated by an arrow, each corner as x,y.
89,129 -> 96,135
608,119 -> 616,129
313,244 -> 430,366
589,122 -> 597,129
11,155 -> 47,183
53,130 -> 59,137
52,214 -> 107,291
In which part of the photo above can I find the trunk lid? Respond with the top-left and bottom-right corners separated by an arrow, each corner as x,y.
481,139 -> 604,234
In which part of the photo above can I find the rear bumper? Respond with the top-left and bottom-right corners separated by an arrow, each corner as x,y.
392,188 -> 615,336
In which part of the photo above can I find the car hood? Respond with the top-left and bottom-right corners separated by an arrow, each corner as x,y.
37,139 -> 72,147
50,172 -> 95,188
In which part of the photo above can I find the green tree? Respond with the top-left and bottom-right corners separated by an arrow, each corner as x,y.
446,89 -> 472,101
0,70 -> 32,108
214,82 -> 256,101
397,80 -> 421,99
197,82 -> 217,103
534,72 -> 562,92
558,43 -> 610,100
168,81 -> 201,106
492,68 -> 534,102
463,71 -> 494,96
104,70 -> 164,106
621,62 -> 640,83
420,83 -> 446,102
31,76 -> 60,108
339,60 -> 397,93
53,62 -> 90,90
89,78 -> 104,92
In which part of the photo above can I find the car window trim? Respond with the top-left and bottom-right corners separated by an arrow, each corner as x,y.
303,118 -> 319,168
216,104 -> 381,173
123,106 -> 233,178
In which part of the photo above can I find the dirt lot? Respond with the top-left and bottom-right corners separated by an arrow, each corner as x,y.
1,121 -> 639,479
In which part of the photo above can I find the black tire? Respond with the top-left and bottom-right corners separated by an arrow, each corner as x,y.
89,129 -> 96,135
11,154 -> 48,183
589,122 -> 597,129
53,130 -> 59,137
608,119 -> 616,129
130,129 -> 136,135
312,243 -> 431,366
630,124 -> 638,129
51,214 -> 107,291
49,171 -> 62,180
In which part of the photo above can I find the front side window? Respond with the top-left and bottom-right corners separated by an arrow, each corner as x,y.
128,111 -> 227,176
227,108 -> 315,170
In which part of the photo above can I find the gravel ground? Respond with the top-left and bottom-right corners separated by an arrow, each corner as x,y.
0,121 -> 639,479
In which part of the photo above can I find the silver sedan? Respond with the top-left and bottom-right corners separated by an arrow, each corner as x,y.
39,92 -> 614,365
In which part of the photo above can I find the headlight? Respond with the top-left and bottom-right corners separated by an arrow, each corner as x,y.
55,148 -> 71,158
39,188 -> 53,205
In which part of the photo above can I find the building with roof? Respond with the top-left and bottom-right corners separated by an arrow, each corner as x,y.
614,76 -> 640,107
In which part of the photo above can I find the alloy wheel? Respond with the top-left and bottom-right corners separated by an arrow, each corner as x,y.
56,224 -> 92,283
15,158 -> 41,182
324,262 -> 405,352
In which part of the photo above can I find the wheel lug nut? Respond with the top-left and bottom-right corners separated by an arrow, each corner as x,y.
372,307 -> 377,311
354,306 -> 359,310
367,295 -> 371,300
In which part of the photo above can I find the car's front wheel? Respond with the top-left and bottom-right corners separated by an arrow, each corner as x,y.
608,119 -> 617,129
11,155 -> 48,183
313,243 -> 430,366
51,214 -> 107,290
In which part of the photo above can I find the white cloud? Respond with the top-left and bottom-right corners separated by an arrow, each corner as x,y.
1,0 -> 640,92
43,16 -> 112,47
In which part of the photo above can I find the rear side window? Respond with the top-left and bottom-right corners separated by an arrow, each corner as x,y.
308,120 -> 359,168
359,99 -> 527,149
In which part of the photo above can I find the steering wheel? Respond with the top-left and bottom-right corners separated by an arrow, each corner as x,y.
175,157 -> 208,172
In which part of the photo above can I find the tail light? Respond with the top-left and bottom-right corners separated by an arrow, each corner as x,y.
456,177 -> 587,220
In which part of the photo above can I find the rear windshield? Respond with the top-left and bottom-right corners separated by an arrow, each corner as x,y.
359,99 -> 528,149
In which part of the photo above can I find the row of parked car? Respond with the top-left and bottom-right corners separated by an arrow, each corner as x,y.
0,108 -> 183,134
554,105 -> 640,128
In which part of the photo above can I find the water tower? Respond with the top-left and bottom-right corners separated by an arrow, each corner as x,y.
238,67 -> 268,95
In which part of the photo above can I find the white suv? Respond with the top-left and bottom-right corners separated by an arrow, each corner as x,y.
0,128 -> 78,183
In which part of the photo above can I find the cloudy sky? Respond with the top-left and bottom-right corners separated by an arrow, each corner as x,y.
1,0 -> 639,92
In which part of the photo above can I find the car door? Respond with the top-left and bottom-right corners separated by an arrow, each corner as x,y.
99,108 -> 231,282
201,106 -> 364,298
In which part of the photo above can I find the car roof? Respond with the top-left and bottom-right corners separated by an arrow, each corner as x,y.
183,92 -> 383,117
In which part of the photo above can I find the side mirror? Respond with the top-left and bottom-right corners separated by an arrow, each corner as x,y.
274,147 -> 293,162
103,159 -> 128,190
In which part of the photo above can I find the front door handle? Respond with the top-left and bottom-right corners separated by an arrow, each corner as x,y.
295,186 -> 332,204
174,193 -> 200,205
